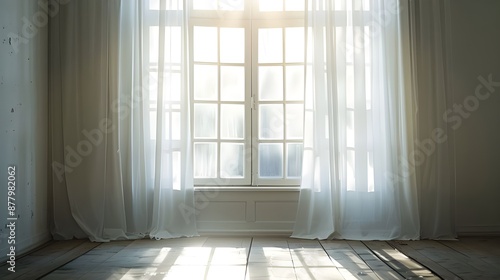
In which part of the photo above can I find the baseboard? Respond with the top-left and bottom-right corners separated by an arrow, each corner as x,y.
457,225 -> 500,236
197,229 -> 293,237
0,231 -> 52,263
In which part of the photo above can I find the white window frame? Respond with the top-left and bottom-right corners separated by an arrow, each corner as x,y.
190,1 -> 306,187
189,17 -> 253,186
144,0 -> 306,187
143,0 -> 373,191
251,19 -> 306,186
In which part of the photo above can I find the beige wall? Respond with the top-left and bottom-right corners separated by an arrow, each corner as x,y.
0,0 -> 50,259
449,0 -> 500,234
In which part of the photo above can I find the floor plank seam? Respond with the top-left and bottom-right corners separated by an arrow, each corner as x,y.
36,241 -> 102,280
317,239 -> 345,280
284,239 -> 299,280
390,241 -> 449,280
400,241 -> 464,280
362,241 -> 403,280
343,240 -> 384,279
243,237 -> 254,280
437,240 -> 471,258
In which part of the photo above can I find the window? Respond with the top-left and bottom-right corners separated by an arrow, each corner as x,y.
190,0 -> 306,186
145,0 -> 306,187
144,0 -> 376,189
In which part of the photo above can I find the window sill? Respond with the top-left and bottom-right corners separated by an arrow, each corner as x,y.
194,186 -> 300,192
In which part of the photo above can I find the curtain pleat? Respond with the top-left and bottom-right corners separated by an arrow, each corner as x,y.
411,0 -> 456,239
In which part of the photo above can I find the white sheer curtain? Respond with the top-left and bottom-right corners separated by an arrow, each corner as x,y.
410,0 -> 456,239
292,0 -> 421,240
49,0 -> 197,241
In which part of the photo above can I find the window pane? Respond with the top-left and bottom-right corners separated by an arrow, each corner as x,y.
149,26 -> 159,63
259,104 -> 283,140
346,26 -> 354,64
193,0 -> 217,10
150,0 -> 160,10
258,28 -> 283,63
220,0 -> 244,10
194,64 -> 218,101
285,0 -> 304,11
165,27 -> 182,64
172,152 -> 181,190
194,0 -> 244,10
220,28 -> 245,63
194,104 -> 217,138
194,143 -> 217,178
149,26 -> 182,64
149,72 -> 159,99
149,111 -> 157,140
150,0 -> 183,10
221,104 -> 244,139
285,65 -> 304,101
259,0 -> 283,11
194,26 -> 217,62
163,72 -> 181,102
286,104 -> 303,139
287,143 -> 303,178
164,114 -> 170,140
368,152 -> 374,192
149,71 -> 182,103
363,0 -> 370,11
259,66 -> 283,101
347,110 -> 354,148
285,27 -> 304,62
160,150 -> 182,189
334,0 -> 344,11
364,26 -> 371,64
221,143 -> 244,178
305,65 -> 313,105
366,65 -> 371,110
347,149 -> 355,191
351,0 -> 370,11
346,64 -> 354,108
259,143 -> 283,178
172,112 -> 180,140
221,66 -> 245,101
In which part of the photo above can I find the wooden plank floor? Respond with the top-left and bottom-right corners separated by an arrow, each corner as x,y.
0,237 -> 499,279
0,239 -> 100,280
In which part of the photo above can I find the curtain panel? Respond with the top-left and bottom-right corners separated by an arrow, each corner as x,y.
292,0 -> 456,240
410,0 -> 456,239
49,0 -> 198,241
